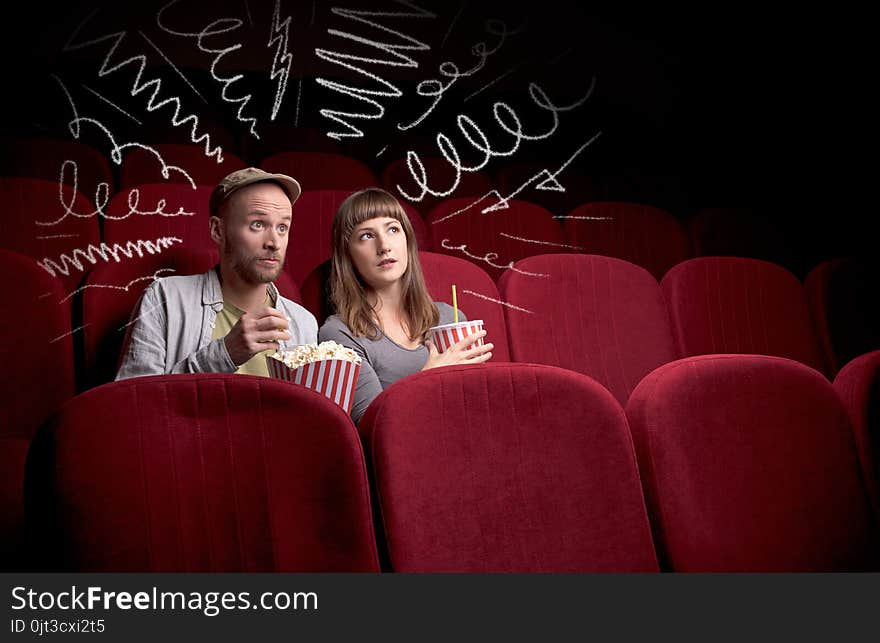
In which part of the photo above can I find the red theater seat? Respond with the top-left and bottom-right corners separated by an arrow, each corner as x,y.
561,202 -> 690,280
1,250 -> 74,569
0,178 -> 101,294
498,254 -> 677,405
661,257 -> 828,375
120,144 -> 247,188
26,374 -> 380,572
418,251 -> 511,362
261,152 -> 376,191
689,207 -> 797,274
358,363 -> 659,572
626,354 -> 877,571
81,247 -> 301,388
285,189 -> 429,287
806,258 -> 880,375
834,350 -> 880,520
427,197 -> 566,283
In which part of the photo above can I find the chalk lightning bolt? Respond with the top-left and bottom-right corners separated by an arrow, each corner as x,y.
268,0 -> 293,121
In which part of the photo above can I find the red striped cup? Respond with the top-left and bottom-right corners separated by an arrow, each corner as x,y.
429,320 -> 484,354
266,356 -> 361,414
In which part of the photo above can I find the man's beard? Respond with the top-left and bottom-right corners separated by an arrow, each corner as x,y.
223,242 -> 283,284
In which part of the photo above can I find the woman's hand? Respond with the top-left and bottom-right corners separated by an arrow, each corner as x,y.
422,330 -> 493,371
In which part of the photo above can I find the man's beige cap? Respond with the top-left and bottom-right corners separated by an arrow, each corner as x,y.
209,167 -> 302,216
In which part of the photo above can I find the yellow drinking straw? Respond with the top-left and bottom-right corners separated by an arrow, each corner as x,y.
452,284 -> 459,323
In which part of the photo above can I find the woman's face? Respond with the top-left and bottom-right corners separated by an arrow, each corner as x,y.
347,216 -> 409,290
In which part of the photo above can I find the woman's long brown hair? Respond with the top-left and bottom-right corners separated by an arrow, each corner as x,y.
329,188 -> 438,341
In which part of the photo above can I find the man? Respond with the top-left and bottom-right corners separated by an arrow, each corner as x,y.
116,167 -> 317,379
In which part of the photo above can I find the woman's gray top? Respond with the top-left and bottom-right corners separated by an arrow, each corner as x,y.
318,303 -> 464,423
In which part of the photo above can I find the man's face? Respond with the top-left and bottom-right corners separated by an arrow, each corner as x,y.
211,182 -> 292,284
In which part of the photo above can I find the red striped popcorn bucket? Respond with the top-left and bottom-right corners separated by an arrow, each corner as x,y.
266,356 -> 361,414
429,320 -> 484,353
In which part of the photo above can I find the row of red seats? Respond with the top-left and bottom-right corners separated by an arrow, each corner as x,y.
5,244 -> 877,410
0,173 -> 835,299
4,248 -> 877,569
21,355 -> 880,572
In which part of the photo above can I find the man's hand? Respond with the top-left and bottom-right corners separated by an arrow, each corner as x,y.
224,306 -> 291,366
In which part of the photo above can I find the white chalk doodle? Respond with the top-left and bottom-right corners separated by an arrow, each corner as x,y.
396,79 -> 597,203
38,236 -> 183,279
64,8 -> 223,160
294,78 -> 303,127
460,288 -> 534,314
82,84 -> 143,124
44,77 -> 196,226
315,2 -> 436,140
268,0 -> 293,121
60,268 -> 176,304
440,2 -> 467,48
430,131 -> 602,224
553,215 -> 614,221
36,234 -> 80,240
117,299 -> 165,332
439,238 -> 548,277
497,232 -> 586,251
139,30 -> 207,104
463,63 -> 523,103
39,158 -> 194,227
157,0 -> 261,139
50,323 -> 91,344
398,19 -> 520,131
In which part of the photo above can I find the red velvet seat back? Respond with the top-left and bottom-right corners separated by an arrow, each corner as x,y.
0,178 -> 101,294
806,258 -> 880,375
834,350 -> 880,520
427,197 -> 566,283
661,257 -> 828,374
359,363 -> 659,572
626,354 -> 877,571
562,201 -> 690,280
0,250 -> 74,569
26,374 -> 379,572
498,254 -> 677,405
0,250 -> 75,439
418,251 -> 511,362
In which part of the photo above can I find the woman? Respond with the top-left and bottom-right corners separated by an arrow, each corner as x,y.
319,187 -> 493,423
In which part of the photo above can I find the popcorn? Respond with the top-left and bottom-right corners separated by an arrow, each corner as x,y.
268,340 -> 361,370
266,341 -> 362,415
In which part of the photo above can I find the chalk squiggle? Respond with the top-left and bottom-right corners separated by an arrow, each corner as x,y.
315,2 -> 435,140
53,75 -> 197,191
38,236 -> 183,278
268,0 -> 293,121
64,9 -> 223,160
431,132 -> 602,224
157,0 -> 261,139
439,238 -> 548,277
397,79 -> 597,203
60,268 -> 176,304
461,288 -> 533,314
497,232 -> 585,251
